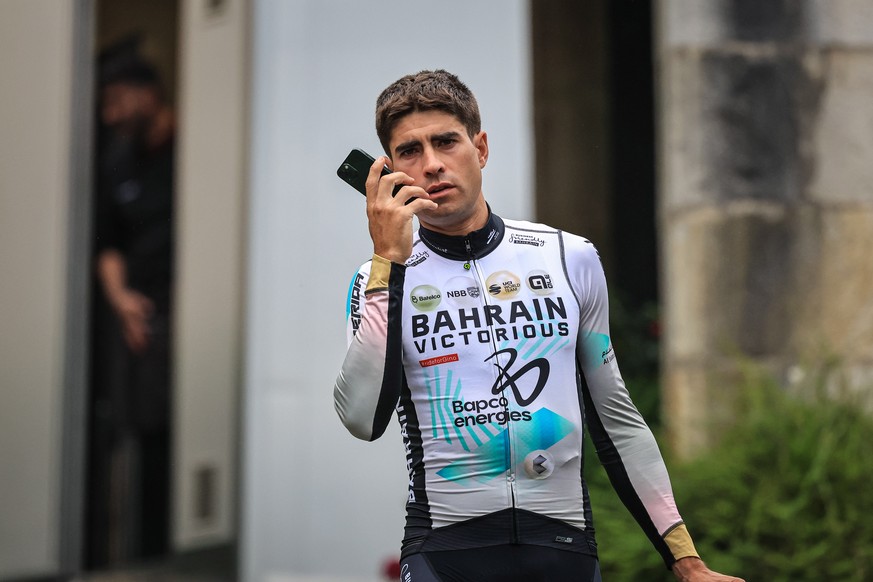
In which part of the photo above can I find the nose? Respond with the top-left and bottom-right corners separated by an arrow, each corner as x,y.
421,146 -> 444,177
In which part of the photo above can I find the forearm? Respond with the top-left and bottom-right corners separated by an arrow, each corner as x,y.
582,354 -> 697,566
334,255 -> 406,440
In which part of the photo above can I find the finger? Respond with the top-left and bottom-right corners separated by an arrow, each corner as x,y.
393,181 -> 428,206
405,196 -> 439,215
384,169 -> 414,200
365,156 -> 393,199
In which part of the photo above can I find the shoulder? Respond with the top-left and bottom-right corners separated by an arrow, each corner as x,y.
563,231 -> 602,266
500,218 -> 557,250
502,218 -> 558,235
501,218 -> 601,264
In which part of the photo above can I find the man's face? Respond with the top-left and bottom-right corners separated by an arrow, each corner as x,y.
100,82 -> 157,139
388,110 -> 489,233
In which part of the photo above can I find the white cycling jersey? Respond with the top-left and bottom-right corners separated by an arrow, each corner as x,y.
334,212 -> 698,566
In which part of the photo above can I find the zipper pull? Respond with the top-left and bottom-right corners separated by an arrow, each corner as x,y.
464,238 -> 474,270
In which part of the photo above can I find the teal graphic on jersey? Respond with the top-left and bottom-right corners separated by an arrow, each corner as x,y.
437,407 -> 574,484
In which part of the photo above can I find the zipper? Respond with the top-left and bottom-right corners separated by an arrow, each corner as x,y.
463,239 -> 473,271
465,235 -> 519,544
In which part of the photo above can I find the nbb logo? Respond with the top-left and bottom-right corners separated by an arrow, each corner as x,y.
445,287 -> 480,299
443,276 -> 480,308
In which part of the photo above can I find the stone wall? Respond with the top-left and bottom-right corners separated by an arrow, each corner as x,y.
657,0 -> 873,457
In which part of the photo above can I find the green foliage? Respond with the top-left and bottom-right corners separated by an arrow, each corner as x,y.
608,293 -> 660,382
587,365 -> 873,581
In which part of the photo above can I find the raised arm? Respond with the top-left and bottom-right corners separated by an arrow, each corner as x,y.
333,256 -> 406,440
334,155 -> 435,440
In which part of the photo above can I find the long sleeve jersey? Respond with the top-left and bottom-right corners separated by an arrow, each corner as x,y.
333,212 -> 698,567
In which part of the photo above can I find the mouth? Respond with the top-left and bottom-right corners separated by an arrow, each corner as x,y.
427,182 -> 454,196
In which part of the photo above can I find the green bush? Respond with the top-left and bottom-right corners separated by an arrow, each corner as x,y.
588,365 -> 873,581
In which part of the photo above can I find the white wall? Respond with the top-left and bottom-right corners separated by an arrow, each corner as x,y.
0,0 -> 75,577
173,0 -> 249,550
241,1 -> 532,581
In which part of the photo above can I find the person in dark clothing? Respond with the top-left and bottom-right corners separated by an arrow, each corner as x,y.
89,55 -> 175,563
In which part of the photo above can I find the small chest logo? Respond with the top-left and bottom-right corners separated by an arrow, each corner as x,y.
485,270 -> 521,300
406,251 -> 430,267
509,233 -> 545,247
409,284 -> 441,311
526,270 -> 554,295
444,276 -> 481,307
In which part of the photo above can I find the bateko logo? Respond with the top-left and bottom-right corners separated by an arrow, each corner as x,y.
409,284 -> 442,311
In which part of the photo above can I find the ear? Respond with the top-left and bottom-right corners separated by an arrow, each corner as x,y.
474,131 -> 489,168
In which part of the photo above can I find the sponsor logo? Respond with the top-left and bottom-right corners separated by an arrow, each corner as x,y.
485,270 -> 521,300
349,273 -> 365,333
486,347 -> 549,406
509,233 -> 545,247
452,397 -> 532,428
406,250 -> 429,267
410,297 -> 571,354
401,563 -> 412,582
526,270 -> 554,295
397,402 -> 417,503
524,450 -> 555,480
419,354 -> 459,368
444,276 -> 481,308
409,284 -> 441,311
555,536 -> 574,544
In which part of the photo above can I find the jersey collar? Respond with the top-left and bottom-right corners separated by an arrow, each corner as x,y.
417,208 -> 505,262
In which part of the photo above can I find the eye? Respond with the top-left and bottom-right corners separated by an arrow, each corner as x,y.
398,145 -> 420,159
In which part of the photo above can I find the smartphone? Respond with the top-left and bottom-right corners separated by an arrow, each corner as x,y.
337,148 -> 401,197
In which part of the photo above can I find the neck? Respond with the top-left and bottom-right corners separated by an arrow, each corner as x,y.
418,196 -> 489,236
418,208 -> 505,261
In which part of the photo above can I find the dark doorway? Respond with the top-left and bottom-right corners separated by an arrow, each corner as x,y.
85,0 -> 179,569
532,0 -> 659,401
607,0 -> 657,309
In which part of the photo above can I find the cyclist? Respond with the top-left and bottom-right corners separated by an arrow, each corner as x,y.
334,69 -> 743,582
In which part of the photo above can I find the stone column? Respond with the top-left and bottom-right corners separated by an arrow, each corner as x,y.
657,0 -> 873,458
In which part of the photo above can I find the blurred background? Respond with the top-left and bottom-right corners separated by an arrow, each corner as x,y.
1,1 -> 871,581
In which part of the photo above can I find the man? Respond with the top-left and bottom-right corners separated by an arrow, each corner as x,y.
91,55 -> 175,562
334,70 -> 742,581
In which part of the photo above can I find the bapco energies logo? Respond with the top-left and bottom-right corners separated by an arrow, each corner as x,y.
409,284 -> 441,311
485,270 -> 521,300
486,347 -> 550,406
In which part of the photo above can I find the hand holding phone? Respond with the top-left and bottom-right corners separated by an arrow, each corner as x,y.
335,148 -> 436,263
337,148 -> 404,197
337,148 -> 387,196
